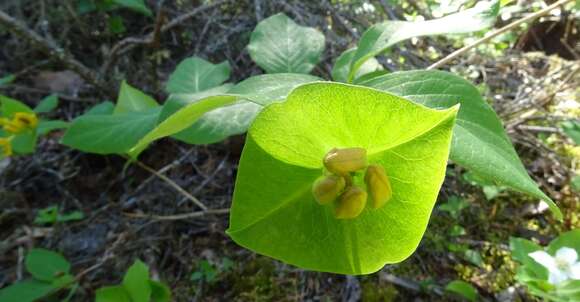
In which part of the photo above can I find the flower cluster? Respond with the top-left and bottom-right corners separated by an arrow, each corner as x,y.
312,147 -> 392,219
0,111 -> 38,157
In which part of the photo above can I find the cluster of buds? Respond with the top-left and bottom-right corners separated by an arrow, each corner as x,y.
0,112 -> 38,134
0,112 -> 38,158
312,147 -> 393,219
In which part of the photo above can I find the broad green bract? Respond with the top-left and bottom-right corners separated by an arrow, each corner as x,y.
228,82 -> 459,274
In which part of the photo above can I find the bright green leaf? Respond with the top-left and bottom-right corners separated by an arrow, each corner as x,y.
34,94 -> 58,113
25,248 -> 70,282
114,81 -> 158,114
0,279 -> 55,302
360,70 -> 562,220
228,82 -> 458,274
0,95 -> 33,117
464,249 -> 484,267
112,0 -> 152,16
547,229 -> 580,254
445,280 -> 478,301
122,260 -> 151,302
129,96 -> 239,157
166,57 -> 231,94
150,280 -> 171,302
561,120 -> 580,144
62,107 -> 161,154
509,237 -> 547,279
248,13 -> 325,74
332,48 -> 383,82
95,285 -> 131,302
346,1 -> 499,82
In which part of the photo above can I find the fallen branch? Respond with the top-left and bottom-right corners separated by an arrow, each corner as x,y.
427,0 -> 574,70
124,208 -> 230,221
133,159 -> 208,211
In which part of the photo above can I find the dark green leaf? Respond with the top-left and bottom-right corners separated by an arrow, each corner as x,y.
360,70 -> 561,219
0,279 -> 55,302
166,57 -> 231,94
114,81 -> 158,114
248,13 -> 325,74
112,0 -> 152,16
25,248 -> 70,281
445,280 -> 478,301
37,120 -> 69,135
34,94 -> 58,113
150,280 -> 171,302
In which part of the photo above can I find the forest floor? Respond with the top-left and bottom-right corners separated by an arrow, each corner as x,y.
0,1 -> 579,301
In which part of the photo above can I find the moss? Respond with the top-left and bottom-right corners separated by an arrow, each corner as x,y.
360,278 -> 398,302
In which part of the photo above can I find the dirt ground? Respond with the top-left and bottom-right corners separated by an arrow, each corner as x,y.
0,1 -> 579,301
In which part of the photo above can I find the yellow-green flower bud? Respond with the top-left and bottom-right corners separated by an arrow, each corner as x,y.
323,147 -> 367,175
14,112 -> 38,129
364,164 -> 392,209
312,175 -> 346,205
335,186 -> 367,219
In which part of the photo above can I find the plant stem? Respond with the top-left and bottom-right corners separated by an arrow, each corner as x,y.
427,0 -> 574,70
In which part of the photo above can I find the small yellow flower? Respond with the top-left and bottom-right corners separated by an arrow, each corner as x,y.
1,112 -> 38,134
0,137 -> 12,157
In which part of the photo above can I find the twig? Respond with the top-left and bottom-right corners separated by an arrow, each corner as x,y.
102,0 -> 229,76
427,0 -> 574,70
124,208 -> 229,221
0,10 -> 110,96
133,159 -> 208,211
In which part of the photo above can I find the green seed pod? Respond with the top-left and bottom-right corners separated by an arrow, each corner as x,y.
312,175 -> 346,205
323,147 -> 367,175
335,186 -> 367,219
364,164 -> 392,209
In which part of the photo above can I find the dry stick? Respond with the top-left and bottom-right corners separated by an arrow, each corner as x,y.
0,10 -> 110,96
102,0 -> 230,75
124,208 -> 230,221
427,0 -> 574,70
134,159 -> 208,211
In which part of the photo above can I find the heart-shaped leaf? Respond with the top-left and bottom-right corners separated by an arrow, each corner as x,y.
166,57 -> 231,94
228,82 -> 458,274
25,249 -> 70,282
359,70 -> 562,219
114,81 -> 158,114
248,13 -> 325,74
345,1 -> 499,82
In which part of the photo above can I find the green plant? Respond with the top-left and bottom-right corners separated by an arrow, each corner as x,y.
0,249 -> 78,302
445,280 -> 479,301
0,94 -> 68,158
439,196 -> 469,219
52,2 -> 566,275
95,259 -> 171,302
510,229 -> 580,301
190,258 -> 234,284
34,205 -> 84,225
